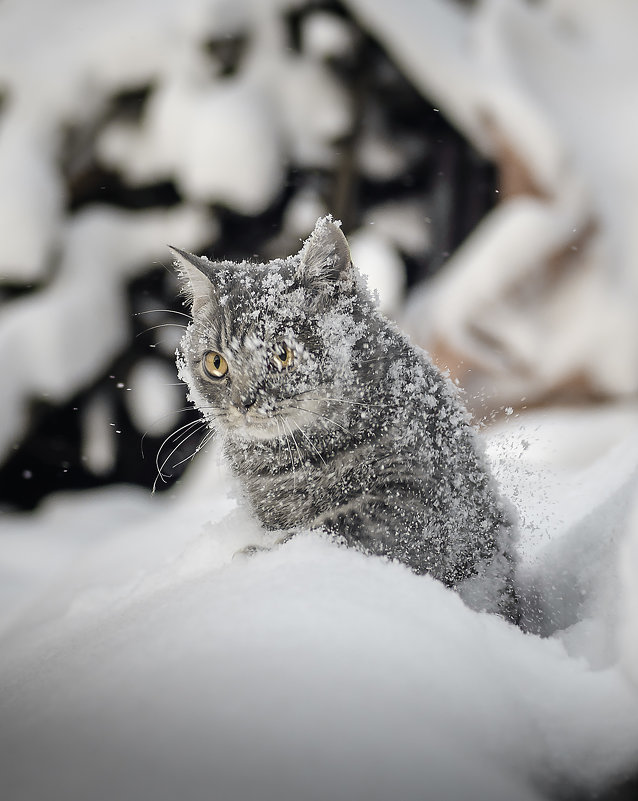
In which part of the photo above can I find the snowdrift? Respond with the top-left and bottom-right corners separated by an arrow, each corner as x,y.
2,407 -> 638,801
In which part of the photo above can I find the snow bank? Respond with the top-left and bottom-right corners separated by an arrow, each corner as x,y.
487,405 -> 638,666
619,497 -> 638,689
2,408 -> 638,801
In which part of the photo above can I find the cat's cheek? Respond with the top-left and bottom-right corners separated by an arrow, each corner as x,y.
185,374 -> 226,424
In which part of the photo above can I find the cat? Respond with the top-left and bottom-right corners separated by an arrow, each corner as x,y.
172,216 -> 518,620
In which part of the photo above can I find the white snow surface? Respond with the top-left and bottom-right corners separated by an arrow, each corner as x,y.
2,406 -> 638,801
620,497 -> 638,690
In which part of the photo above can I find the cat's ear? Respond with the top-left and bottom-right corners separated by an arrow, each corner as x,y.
170,246 -> 215,315
296,216 -> 353,289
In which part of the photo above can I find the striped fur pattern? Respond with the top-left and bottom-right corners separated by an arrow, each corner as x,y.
174,217 -> 518,619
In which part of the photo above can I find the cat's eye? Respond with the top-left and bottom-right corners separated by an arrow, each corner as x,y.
202,351 -> 228,379
273,343 -> 294,370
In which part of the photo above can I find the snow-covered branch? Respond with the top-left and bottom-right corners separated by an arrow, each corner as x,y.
351,0 -> 638,409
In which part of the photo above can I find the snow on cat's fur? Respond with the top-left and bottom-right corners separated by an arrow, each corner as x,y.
173,216 -> 517,618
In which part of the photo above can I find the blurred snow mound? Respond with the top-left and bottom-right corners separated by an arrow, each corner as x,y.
351,0 -> 638,411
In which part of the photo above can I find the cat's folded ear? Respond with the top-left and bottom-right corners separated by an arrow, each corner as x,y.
169,246 -> 215,315
296,216 -> 353,290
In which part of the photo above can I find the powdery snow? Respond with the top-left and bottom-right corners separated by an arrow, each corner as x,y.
1,407 -> 638,801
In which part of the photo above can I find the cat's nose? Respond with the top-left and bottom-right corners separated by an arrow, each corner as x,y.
231,390 -> 256,413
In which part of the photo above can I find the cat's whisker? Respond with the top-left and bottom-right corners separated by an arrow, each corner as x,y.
159,417 -> 206,450
292,388 -> 375,415
171,426 -> 216,470
153,430 -> 204,492
285,419 -> 305,471
153,419 -> 208,491
281,419 -> 297,489
294,389 -> 384,412
173,419 -> 210,451
155,426 -> 205,486
292,421 -> 327,467
135,309 -> 194,321
287,404 -> 350,436
136,323 -> 188,338
141,406 -> 202,458
152,419 -> 202,465
322,397 -> 386,410
275,418 -> 285,467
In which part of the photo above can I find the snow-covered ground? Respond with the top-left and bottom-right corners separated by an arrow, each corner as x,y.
2,404 -> 638,801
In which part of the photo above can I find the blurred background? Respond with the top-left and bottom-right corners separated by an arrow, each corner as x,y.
2,0 -> 638,512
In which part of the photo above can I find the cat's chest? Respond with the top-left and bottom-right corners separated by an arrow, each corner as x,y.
229,439 -> 382,530
241,460 -> 330,530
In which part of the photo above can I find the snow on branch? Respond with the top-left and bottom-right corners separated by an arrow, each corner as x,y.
0,206 -> 209,460
349,0 -> 638,410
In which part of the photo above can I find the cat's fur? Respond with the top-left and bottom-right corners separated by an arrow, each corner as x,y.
173,216 -> 518,619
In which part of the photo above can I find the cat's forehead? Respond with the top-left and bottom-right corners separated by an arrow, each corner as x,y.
222,258 -> 291,290
215,259 -> 303,315
199,257 -> 308,342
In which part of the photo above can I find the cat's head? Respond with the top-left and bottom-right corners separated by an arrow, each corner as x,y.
173,216 -> 371,441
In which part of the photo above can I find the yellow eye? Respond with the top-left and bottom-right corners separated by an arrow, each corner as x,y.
202,351 -> 228,379
273,343 -> 294,370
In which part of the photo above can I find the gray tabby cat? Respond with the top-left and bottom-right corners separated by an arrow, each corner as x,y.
173,216 -> 518,620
